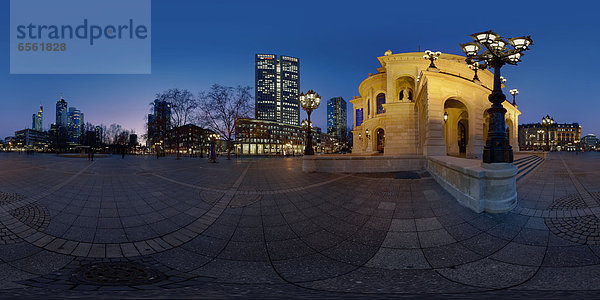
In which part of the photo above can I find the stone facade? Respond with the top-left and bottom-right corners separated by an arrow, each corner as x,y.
350,52 -> 521,159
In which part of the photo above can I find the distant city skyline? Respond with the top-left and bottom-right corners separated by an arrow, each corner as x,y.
2,1 -> 600,139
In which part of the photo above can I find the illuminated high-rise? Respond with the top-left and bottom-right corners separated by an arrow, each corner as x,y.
255,54 -> 300,126
56,96 -> 68,127
147,99 -> 172,149
67,107 -> 83,143
32,105 -> 43,131
327,97 -> 347,142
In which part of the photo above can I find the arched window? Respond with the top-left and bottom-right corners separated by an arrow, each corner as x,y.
376,93 -> 386,114
355,108 -> 364,126
367,100 -> 370,116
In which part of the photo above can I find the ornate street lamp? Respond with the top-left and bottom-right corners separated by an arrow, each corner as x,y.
510,89 -> 519,106
423,50 -> 442,69
209,133 -> 220,163
299,90 -> 320,155
460,30 -> 533,163
301,119 -> 312,129
468,62 -> 480,81
542,115 -> 554,151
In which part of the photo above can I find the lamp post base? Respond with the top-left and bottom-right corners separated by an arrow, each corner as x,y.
304,147 -> 314,156
483,147 -> 513,163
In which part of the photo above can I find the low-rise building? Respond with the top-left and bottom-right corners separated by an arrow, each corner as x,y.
518,121 -> 581,151
235,118 -> 338,155
14,129 -> 49,151
164,124 -> 214,156
582,134 -> 599,151
4,137 -> 15,150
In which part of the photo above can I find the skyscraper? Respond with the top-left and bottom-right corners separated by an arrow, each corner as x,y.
147,99 -> 172,149
31,105 -> 43,131
67,107 -> 83,143
56,96 -> 68,127
255,54 -> 300,126
327,97 -> 347,142
95,125 -> 104,145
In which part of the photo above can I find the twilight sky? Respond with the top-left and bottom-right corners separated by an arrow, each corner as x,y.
1,0 -> 600,140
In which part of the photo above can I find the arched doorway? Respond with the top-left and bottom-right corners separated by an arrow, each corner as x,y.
443,99 -> 469,157
376,128 -> 385,153
458,120 -> 467,154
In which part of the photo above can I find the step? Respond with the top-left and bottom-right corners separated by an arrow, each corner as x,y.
514,155 -> 538,166
514,155 -> 539,166
516,158 -> 544,182
516,156 -> 542,173
517,157 -> 542,173
516,156 -> 542,171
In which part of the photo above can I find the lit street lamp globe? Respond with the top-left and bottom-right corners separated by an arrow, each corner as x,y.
423,50 -> 442,69
510,89 -> 519,106
542,115 -> 554,152
299,90 -> 320,155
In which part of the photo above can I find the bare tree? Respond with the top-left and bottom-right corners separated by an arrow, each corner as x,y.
115,130 -> 130,147
107,123 -> 122,146
156,88 -> 198,159
81,122 -> 97,147
198,84 -> 253,159
99,124 -> 109,147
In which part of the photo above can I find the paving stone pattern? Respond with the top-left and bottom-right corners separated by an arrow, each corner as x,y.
1,152 -> 600,298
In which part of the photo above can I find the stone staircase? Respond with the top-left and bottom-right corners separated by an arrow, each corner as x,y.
514,155 -> 545,182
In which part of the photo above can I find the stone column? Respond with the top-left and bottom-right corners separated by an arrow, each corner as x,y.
424,84 -> 446,157
468,102 -> 485,158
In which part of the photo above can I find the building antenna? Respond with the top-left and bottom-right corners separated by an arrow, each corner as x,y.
418,44 -> 420,52
60,92 -> 63,100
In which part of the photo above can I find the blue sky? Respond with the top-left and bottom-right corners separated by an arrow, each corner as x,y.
2,0 -> 600,139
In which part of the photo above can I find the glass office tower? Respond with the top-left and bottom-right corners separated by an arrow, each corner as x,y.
56,96 -> 68,128
327,97 -> 347,141
255,54 -> 300,126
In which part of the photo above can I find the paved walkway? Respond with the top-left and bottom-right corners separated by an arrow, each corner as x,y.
0,152 -> 600,298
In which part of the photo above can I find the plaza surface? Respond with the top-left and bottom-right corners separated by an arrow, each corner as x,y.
0,152 -> 600,298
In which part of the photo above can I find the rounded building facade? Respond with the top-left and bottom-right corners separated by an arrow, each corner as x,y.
351,52 -> 520,158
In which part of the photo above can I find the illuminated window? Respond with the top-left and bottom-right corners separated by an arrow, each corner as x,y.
376,93 -> 386,114
356,108 -> 364,126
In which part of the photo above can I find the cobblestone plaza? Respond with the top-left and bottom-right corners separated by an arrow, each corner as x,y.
1,152 -> 600,298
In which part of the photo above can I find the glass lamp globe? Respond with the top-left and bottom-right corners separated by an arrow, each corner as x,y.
472,30 -> 500,44
460,43 -> 480,57
509,36 -> 533,50
508,53 -> 522,64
